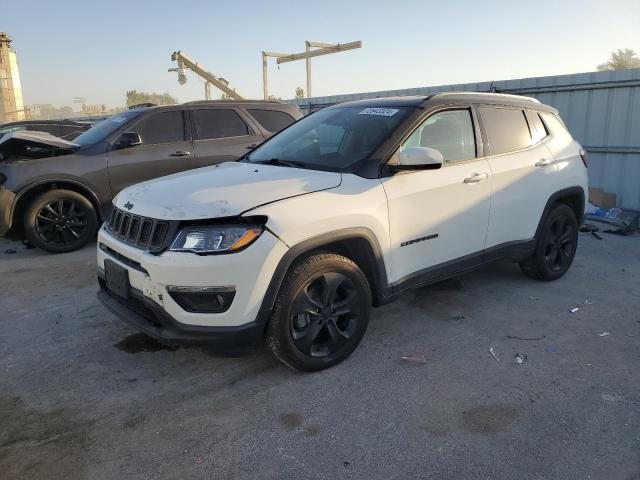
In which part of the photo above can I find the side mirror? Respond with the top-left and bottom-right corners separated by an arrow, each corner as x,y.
394,147 -> 443,171
116,131 -> 142,149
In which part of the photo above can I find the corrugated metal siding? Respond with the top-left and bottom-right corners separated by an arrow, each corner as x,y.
291,68 -> 640,209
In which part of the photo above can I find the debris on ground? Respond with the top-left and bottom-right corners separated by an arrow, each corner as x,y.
451,313 -> 466,320
570,307 -> 580,313
4,249 -> 17,254
489,347 -> 499,362
585,202 -> 640,236
506,335 -> 546,341
596,332 -> 611,337
514,353 -> 527,365
528,296 -> 539,300
580,223 -> 603,239
546,346 -> 559,353
584,300 -> 592,305
401,354 -> 426,364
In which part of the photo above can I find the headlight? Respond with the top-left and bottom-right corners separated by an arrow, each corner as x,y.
170,224 -> 263,254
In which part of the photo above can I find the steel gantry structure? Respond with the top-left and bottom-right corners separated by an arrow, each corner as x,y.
262,40 -> 362,99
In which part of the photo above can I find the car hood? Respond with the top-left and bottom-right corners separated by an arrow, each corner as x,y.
114,161 -> 342,220
0,130 -> 79,162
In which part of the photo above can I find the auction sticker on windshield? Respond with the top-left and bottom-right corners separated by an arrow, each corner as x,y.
358,107 -> 399,117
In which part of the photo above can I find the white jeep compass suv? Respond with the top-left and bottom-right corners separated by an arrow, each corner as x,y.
97,93 -> 588,371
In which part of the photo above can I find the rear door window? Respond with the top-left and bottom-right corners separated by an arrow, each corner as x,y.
194,109 -> 250,139
131,111 -> 186,145
248,109 -> 295,133
480,107 -> 532,155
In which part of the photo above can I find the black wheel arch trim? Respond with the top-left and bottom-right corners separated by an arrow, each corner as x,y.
254,227 -> 390,331
12,177 -> 105,227
534,186 -> 586,242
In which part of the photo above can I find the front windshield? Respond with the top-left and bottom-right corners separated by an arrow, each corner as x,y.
74,111 -> 141,146
247,106 -> 412,171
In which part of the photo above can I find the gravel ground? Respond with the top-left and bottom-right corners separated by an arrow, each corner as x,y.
1,232 -> 639,480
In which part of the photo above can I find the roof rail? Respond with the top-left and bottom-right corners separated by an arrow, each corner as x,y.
433,91 -> 541,104
128,102 -> 157,109
182,99 -> 287,105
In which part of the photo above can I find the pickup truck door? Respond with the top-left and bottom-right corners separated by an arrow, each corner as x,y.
106,109 -> 195,195
190,108 -> 265,168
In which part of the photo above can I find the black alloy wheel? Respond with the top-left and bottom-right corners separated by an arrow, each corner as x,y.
35,198 -> 89,247
290,272 -> 362,358
24,189 -> 98,253
544,212 -> 576,272
267,252 -> 372,371
520,203 -> 578,281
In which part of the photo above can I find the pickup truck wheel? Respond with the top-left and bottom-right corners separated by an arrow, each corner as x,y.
24,189 -> 98,254
266,252 -> 372,372
520,204 -> 578,281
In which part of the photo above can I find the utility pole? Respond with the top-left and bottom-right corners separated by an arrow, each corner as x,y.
262,50 -> 289,100
262,40 -> 362,100
305,41 -> 311,98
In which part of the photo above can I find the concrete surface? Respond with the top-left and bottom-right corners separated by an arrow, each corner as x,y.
0,233 -> 639,480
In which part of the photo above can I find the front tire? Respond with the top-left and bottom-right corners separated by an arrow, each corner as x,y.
23,189 -> 98,254
520,204 -> 578,281
266,252 -> 372,372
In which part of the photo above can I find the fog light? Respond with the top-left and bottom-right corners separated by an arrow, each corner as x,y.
166,286 -> 235,313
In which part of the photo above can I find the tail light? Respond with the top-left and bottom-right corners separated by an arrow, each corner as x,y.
579,148 -> 588,168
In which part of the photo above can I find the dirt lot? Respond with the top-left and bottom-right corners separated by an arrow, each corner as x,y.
1,232 -> 639,480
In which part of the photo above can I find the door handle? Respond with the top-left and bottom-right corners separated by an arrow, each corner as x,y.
245,144 -> 258,149
535,158 -> 553,167
170,151 -> 191,157
463,172 -> 489,183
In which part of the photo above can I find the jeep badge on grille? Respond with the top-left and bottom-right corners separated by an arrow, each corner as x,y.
124,202 -> 134,210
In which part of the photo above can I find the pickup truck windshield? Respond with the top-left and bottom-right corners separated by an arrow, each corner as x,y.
247,106 -> 412,171
74,111 -> 141,146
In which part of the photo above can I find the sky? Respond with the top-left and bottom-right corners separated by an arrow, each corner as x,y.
3,0 -> 639,109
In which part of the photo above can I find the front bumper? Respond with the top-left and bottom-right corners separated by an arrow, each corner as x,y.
96,224 -> 288,350
97,274 -> 263,353
0,187 -> 16,236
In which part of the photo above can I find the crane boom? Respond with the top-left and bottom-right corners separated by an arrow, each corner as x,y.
170,51 -> 245,100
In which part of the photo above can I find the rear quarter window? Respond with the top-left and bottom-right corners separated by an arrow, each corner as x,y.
248,109 -> 296,133
540,112 -> 572,141
527,111 -> 548,143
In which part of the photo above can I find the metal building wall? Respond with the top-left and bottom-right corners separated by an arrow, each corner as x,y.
292,68 -> 640,209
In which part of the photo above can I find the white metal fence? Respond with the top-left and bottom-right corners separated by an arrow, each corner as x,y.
291,68 -> 640,210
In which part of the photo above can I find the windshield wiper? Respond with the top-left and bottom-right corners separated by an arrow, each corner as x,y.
253,158 -> 306,168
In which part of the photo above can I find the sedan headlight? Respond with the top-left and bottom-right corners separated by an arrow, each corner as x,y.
170,224 -> 263,254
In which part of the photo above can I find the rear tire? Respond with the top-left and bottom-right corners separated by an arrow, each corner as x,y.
266,252 -> 372,372
23,189 -> 98,254
519,204 -> 578,281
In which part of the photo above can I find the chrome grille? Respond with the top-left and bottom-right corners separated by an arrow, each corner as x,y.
106,206 -> 172,251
